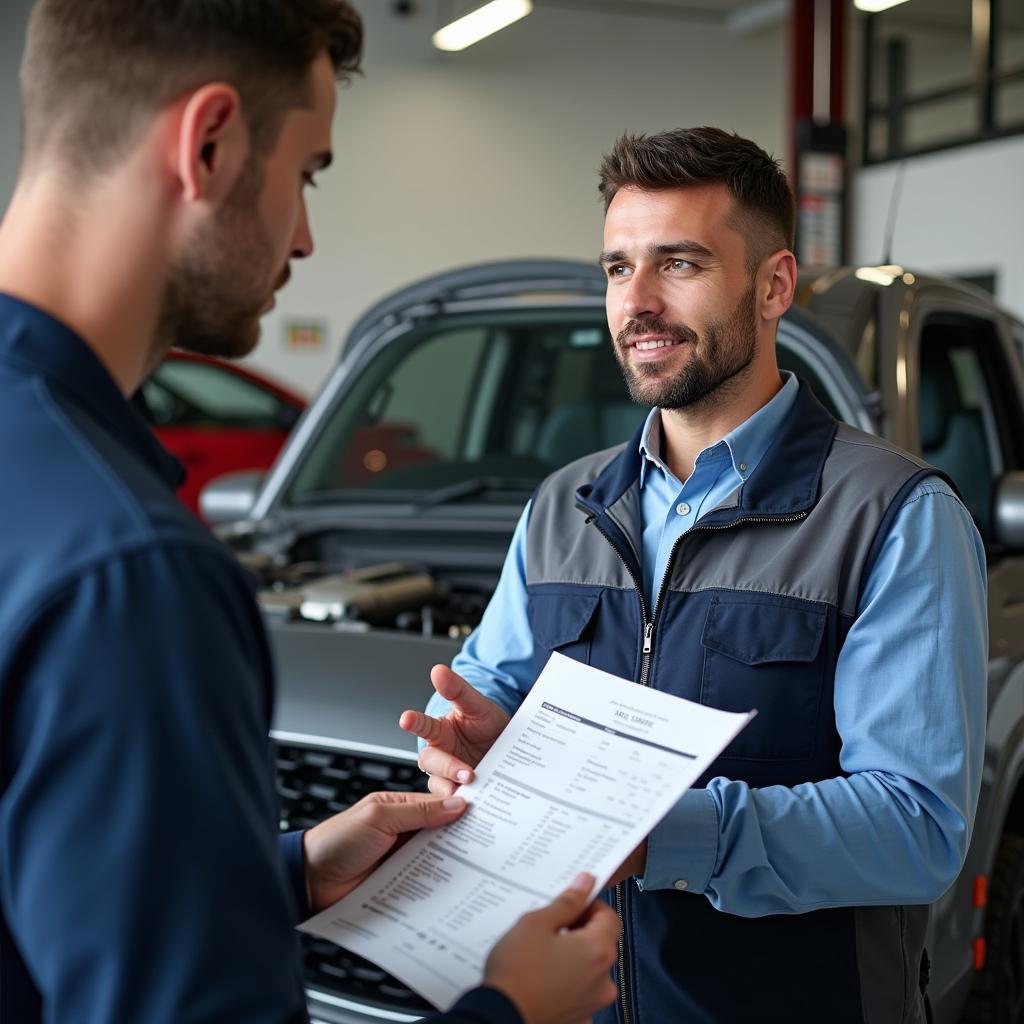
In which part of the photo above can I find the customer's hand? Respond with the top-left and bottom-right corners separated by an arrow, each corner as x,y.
399,665 -> 510,797
484,872 -> 620,1024
302,791 -> 467,912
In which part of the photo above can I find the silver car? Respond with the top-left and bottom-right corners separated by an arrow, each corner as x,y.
209,260 -> 1024,1024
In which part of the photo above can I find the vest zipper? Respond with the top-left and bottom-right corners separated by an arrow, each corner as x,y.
642,622 -> 654,654
614,881 -> 633,1024
645,511 -> 809,670
582,511 -> 647,1024
584,507 -> 807,1024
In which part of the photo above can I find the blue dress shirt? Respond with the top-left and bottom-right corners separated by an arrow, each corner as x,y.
432,372 -> 988,916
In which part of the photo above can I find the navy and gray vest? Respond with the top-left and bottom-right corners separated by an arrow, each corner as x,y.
525,383 -> 942,1024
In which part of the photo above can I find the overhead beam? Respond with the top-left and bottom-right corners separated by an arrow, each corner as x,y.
536,0 -> 723,24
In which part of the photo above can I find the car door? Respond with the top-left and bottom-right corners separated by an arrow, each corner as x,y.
144,357 -> 300,514
902,290 -> 1024,662
894,286 -> 1024,1023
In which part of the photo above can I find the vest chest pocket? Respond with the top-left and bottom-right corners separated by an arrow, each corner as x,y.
527,588 -> 602,668
700,595 -> 827,761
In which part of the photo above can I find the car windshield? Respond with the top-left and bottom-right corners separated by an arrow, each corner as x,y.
144,358 -> 294,430
284,308 -> 647,506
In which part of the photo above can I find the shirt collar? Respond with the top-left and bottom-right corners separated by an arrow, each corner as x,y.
638,371 -> 800,488
0,292 -> 185,488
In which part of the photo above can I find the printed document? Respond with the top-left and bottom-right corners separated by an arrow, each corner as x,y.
299,651 -> 753,1010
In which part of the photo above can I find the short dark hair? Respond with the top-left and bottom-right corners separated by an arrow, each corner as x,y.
598,127 -> 795,270
20,0 -> 363,173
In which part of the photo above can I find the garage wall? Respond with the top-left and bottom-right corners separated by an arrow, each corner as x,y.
852,134 -> 1024,322
857,15 -> 1024,155
0,2 -> 788,396
849,7 -> 1024,324
0,0 -> 33,201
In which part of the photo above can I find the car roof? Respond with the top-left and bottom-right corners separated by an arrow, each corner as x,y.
797,265 -> 1022,358
163,350 -> 306,408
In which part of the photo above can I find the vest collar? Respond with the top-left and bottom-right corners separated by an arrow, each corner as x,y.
577,380 -> 837,524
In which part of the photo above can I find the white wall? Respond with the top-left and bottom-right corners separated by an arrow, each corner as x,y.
0,2 -> 788,397
852,134 -> 1024,322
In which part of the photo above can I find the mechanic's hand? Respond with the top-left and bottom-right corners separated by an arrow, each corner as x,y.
302,791 -> 467,912
398,665 -> 510,797
484,872 -> 620,1024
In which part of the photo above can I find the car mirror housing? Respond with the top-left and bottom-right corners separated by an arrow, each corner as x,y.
992,472 -> 1024,552
198,470 -> 265,526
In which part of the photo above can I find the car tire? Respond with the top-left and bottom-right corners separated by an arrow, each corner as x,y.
963,831 -> 1024,1023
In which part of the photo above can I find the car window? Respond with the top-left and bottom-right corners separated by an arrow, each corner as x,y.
367,325 -> 490,462
143,359 -> 293,430
284,309 -> 862,507
286,310 -> 648,505
916,313 -> 1012,536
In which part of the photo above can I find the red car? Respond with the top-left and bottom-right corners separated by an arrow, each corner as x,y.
138,351 -> 306,518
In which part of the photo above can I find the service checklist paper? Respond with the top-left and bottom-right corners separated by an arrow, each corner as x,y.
299,651 -> 754,1010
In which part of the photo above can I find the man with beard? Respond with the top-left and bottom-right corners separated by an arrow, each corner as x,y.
0,3 -> 621,1023
402,128 -> 987,1023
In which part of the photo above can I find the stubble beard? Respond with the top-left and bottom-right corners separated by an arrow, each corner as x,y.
152,157 -> 278,365
615,282 -> 759,412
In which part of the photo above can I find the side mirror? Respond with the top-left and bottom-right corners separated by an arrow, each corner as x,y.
992,472 -> 1024,552
199,470 -> 265,526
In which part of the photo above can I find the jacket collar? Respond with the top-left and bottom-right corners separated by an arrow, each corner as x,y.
0,292 -> 185,489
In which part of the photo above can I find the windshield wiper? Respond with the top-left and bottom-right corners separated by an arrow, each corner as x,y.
414,476 -> 536,511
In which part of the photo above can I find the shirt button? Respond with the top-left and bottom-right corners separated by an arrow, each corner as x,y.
738,462 -> 748,473
675,502 -> 690,516
674,879 -> 689,891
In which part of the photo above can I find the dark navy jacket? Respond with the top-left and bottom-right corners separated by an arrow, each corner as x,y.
523,385 -> 943,1023
0,295 -> 519,1024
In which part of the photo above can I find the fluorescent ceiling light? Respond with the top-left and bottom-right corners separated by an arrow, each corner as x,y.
433,0 -> 533,52
855,264 -> 904,286
853,0 -> 911,12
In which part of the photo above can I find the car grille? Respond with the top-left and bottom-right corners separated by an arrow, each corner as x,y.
274,739 -> 434,1017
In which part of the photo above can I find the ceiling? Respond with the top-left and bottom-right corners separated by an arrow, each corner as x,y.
532,0 -> 1023,35
537,0 -> 772,26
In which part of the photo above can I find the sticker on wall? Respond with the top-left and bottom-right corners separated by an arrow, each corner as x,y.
283,319 -> 327,352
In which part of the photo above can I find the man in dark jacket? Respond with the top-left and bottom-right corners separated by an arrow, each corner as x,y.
0,3 -> 620,1022
404,128 -> 987,1023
